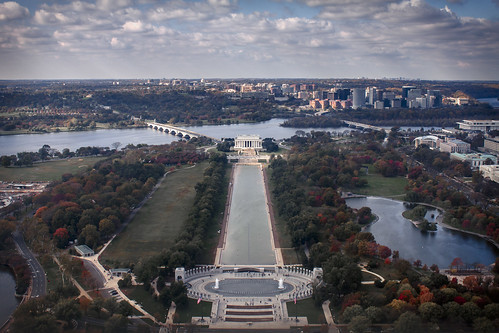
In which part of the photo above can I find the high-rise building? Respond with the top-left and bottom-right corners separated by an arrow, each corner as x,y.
407,88 -> 422,101
402,86 -> 416,98
383,91 -> 396,101
352,88 -> 365,109
427,90 -> 442,107
368,87 -> 377,105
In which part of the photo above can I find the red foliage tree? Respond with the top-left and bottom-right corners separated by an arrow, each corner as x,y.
378,245 -> 392,259
53,227 -> 69,248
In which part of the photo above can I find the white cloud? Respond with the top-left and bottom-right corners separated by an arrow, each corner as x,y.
0,1 -> 29,21
96,0 -> 133,11
34,9 -> 73,25
123,20 -> 149,32
1,0 -> 499,79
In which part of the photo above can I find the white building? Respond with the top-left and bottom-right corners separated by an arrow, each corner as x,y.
457,120 -> 499,132
414,135 -> 440,149
439,139 -> 471,154
451,153 -> 497,168
75,245 -> 94,257
234,135 -> 263,152
480,165 -> 499,183
484,138 -> 499,155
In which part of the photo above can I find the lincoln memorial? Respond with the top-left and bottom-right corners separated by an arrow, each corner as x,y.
234,135 -> 263,152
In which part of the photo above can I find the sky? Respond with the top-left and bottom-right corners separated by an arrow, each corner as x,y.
0,0 -> 499,80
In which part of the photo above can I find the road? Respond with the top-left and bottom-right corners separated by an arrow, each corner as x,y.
12,229 -> 46,298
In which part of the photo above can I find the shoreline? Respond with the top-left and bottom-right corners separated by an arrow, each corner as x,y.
352,195 -> 499,251
0,124 -> 146,137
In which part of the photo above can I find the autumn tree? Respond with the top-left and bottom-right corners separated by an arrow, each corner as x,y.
53,227 -> 69,248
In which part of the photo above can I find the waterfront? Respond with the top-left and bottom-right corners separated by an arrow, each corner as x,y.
0,267 -> 19,328
477,97 -> 499,108
346,197 -> 499,268
0,118 -> 448,156
220,164 -> 276,265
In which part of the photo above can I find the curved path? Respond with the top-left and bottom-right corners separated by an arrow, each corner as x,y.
12,229 -> 46,298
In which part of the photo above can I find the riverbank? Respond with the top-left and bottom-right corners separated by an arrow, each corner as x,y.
404,202 -> 499,250
437,218 -> 499,251
346,196 -> 498,268
0,123 -> 146,137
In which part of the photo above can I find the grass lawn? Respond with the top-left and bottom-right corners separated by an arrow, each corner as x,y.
350,164 -> 408,198
286,298 -> 326,324
266,167 -> 301,264
0,156 -> 106,182
174,298 -> 212,323
124,285 -> 168,320
39,255 -> 64,292
101,162 -> 209,265
196,166 -> 231,265
281,248 -> 302,265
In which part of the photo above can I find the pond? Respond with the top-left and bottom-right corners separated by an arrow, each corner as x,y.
0,266 -> 20,328
346,197 -> 499,268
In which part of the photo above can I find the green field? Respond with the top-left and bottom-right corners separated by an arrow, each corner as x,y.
0,157 -> 106,182
101,162 -> 209,265
125,285 -> 169,320
350,164 -> 408,198
286,298 -> 326,324
39,255 -> 64,293
174,298 -> 212,323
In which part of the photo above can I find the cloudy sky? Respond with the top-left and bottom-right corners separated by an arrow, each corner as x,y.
0,0 -> 498,80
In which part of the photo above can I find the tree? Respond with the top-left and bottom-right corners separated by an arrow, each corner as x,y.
0,219 -> 16,249
53,227 -> 69,248
78,224 -> 100,249
54,298 -> 81,322
262,138 -> 279,152
451,257 -> 464,269
342,305 -> 364,323
1,155 -> 12,167
347,315 -> 371,333
418,302 -> 444,323
104,314 -> 127,333
99,218 -> 115,238
460,302 -> 482,324
364,306 -> 384,323
377,245 -> 391,259
473,317 -> 495,333
393,312 -> 424,333
111,142 -> 122,151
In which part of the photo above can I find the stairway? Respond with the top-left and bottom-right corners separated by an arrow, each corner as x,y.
223,304 -> 275,322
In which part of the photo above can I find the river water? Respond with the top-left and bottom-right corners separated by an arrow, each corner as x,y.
0,119 -> 353,156
346,197 -> 499,268
220,164 -> 276,265
477,97 -> 499,108
0,267 -> 19,327
0,118 -> 445,156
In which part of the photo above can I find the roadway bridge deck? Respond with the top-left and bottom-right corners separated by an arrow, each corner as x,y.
146,121 -> 219,142
342,120 -> 389,133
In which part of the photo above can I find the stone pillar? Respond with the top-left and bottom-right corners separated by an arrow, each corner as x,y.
313,267 -> 323,281
175,267 -> 186,281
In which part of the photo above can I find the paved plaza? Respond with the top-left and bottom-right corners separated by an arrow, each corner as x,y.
178,265 -> 319,329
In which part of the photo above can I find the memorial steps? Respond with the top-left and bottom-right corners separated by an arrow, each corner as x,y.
223,303 -> 275,323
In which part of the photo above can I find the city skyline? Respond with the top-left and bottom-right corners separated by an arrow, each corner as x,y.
1,0 -> 499,80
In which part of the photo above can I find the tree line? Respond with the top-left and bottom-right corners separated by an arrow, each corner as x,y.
269,130 -> 499,332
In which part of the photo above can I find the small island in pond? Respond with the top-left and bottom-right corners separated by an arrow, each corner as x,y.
403,205 -> 437,232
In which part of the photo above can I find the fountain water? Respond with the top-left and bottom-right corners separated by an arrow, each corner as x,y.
214,278 -> 219,289
278,278 -> 284,289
